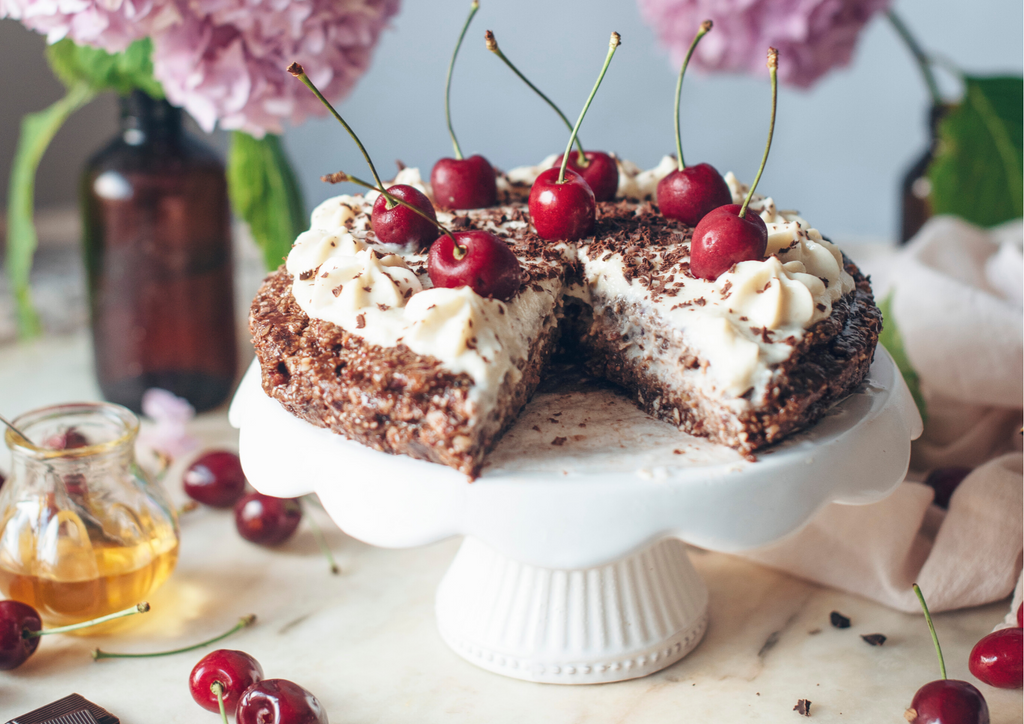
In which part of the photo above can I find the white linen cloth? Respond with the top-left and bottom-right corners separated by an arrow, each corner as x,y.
741,217 -> 1024,614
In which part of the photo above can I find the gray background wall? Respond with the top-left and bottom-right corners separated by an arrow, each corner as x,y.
2,0 -> 1022,241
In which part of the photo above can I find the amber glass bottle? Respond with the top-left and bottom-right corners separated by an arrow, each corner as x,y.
81,91 -> 237,413
899,104 -> 948,244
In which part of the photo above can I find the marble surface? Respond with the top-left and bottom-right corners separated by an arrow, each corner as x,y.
1,334 -> 1021,724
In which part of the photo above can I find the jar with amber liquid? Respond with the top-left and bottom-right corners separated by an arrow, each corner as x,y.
0,403 -> 179,627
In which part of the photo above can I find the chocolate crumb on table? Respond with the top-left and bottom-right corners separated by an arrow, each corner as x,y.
794,698 -> 812,716
861,633 -> 887,646
830,611 -> 851,629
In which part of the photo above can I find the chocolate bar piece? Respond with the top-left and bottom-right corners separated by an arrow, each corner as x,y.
6,694 -> 117,724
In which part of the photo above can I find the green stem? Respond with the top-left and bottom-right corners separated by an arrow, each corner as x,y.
485,30 -> 587,165
912,583 -> 947,680
6,82 -> 96,339
739,48 -> 778,219
212,681 -> 229,724
28,602 -> 149,638
445,1 -> 479,160
558,32 -> 622,185
673,20 -> 712,171
302,497 -> 340,575
92,614 -> 256,660
886,10 -> 943,108
287,63 -> 386,193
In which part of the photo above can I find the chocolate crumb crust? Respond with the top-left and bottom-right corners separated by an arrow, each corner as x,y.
250,197 -> 880,475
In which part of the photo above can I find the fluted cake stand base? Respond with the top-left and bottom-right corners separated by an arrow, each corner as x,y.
230,348 -> 921,685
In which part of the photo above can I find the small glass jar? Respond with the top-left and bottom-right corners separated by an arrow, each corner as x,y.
0,403 -> 179,626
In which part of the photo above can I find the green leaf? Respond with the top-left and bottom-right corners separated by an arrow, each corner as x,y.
928,75 -> 1023,227
227,132 -> 307,271
46,38 -> 164,98
878,293 -> 927,424
5,83 -> 97,338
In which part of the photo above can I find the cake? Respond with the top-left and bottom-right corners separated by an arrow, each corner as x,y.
249,157 -> 881,477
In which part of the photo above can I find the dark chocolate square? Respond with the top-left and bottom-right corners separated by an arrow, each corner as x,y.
6,694 -> 117,724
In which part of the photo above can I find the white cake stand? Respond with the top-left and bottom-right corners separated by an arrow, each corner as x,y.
229,347 -> 921,684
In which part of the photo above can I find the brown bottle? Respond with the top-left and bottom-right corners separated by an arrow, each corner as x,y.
899,104 -> 948,244
81,91 -> 237,413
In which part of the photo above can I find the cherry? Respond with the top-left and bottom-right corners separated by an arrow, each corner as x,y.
190,649 -> 265,714
428,230 -> 522,301
528,32 -> 621,241
235,492 -> 302,546
969,628 -> 1023,689
184,450 -> 247,508
690,48 -> 778,281
0,600 -> 41,671
923,467 -> 972,509
906,584 -> 990,724
371,184 -> 438,250
44,427 -> 89,450
236,679 -> 328,724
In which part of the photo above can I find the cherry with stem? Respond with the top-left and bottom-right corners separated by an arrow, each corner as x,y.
289,63 -> 438,250
656,20 -> 732,226
690,47 -> 778,281
93,614 -> 256,660
485,30 -> 618,201
529,32 -> 621,241
431,1 -> 498,210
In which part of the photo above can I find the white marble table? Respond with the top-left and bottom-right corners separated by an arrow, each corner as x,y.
1,334 -> 1021,724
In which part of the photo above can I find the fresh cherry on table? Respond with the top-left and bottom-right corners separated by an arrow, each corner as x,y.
190,649 -> 265,714
235,492 -> 303,546
969,627 -> 1023,689
428,230 -> 522,301
922,467 -> 972,509
906,679 -> 991,724
431,156 -> 498,210
554,151 -> 619,202
528,167 -> 596,241
0,600 -> 42,670
371,184 -> 438,249
184,450 -> 247,509
657,163 -> 732,226
236,679 -> 328,724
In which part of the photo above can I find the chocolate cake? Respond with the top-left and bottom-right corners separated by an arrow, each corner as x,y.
249,160 -> 881,477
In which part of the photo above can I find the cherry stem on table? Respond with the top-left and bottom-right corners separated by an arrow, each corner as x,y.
302,497 -> 340,575
485,30 -> 588,166
886,10 -> 943,108
673,20 -> 712,172
557,32 -> 622,185
913,583 -> 947,680
445,0 -> 480,161
91,614 -> 256,660
287,62 -> 388,199
320,171 -> 461,249
212,681 -> 229,724
26,602 -> 150,638
738,47 -> 778,219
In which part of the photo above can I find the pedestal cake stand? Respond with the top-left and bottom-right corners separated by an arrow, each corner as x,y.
229,347 -> 921,684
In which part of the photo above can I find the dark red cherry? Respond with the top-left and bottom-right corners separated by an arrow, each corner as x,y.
430,155 -> 497,210
0,600 -> 41,670
236,679 -> 328,724
234,492 -> 302,546
190,649 -> 265,713
427,230 -> 522,301
906,679 -> 989,723
553,151 -> 618,202
923,467 -> 972,509
690,203 -> 768,280
656,163 -> 732,226
184,450 -> 247,508
44,427 -> 89,450
528,167 -> 596,241
371,184 -> 438,250
969,628 -> 1023,689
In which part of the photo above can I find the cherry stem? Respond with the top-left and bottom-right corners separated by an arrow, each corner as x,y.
445,1 -> 479,161
178,500 -> 200,517
26,602 -> 149,638
301,497 -> 340,575
886,10 -> 943,108
212,681 -> 229,724
558,32 -> 621,185
320,171 -> 462,249
91,614 -> 256,660
913,583 -> 947,681
673,20 -> 712,172
738,48 -> 778,219
288,62 -> 388,199
485,30 -> 587,166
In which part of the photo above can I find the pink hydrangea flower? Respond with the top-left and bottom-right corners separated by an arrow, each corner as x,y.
151,0 -> 400,137
637,0 -> 891,88
0,0 -> 180,52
